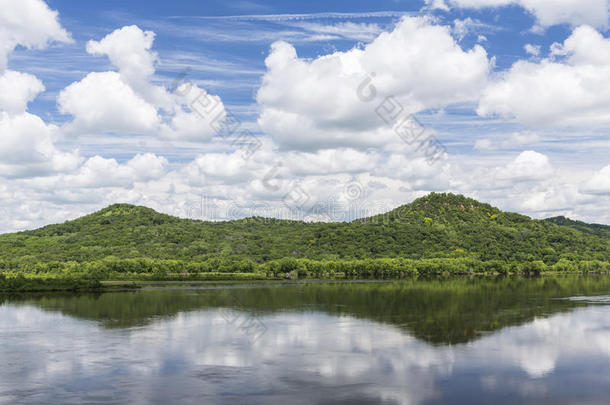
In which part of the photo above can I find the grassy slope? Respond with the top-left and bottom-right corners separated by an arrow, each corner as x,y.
0,193 -> 608,264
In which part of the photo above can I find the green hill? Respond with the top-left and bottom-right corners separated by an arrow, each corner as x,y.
545,216 -> 610,239
0,193 -> 608,268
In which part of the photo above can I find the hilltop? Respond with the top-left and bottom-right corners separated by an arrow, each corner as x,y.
0,193 -> 608,266
545,216 -> 610,239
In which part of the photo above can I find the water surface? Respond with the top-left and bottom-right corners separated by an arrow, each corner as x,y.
2,277 -> 610,404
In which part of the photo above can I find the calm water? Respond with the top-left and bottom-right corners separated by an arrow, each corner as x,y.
2,277 -> 610,404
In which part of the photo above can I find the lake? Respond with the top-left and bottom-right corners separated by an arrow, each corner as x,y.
2,277 -> 610,404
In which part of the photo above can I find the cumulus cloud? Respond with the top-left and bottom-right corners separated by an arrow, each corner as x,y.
378,154 -> 452,190
58,72 -> 160,134
452,18 -> 493,41
257,16 -> 490,151
582,165 -> 610,195
125,153 -> 169,181
518,183 -> 587,213
0,112 -> 80,178
451,148 -> 606,219
0,0 -> 71,71
0,0 -> 82,181
287,149 -> 378,176
500,150 -> 554,181
524,43 -> 541,56
453,150 -> 556,198
86,26 -> 156,85
0,70 -> 45,114
427,0 -> 610,29
479,26 -> 610,128
59,25 -> 225,141
183,152 -> 254,185
425,0 -> 451,11
158,100 -> 224,142
48,154 -> 169,189
85,25 -> 171,108
3,7 -> 610,231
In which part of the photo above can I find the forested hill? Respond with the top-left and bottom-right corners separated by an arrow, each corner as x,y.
0,193 -> 609,265
544,216 -> 610,239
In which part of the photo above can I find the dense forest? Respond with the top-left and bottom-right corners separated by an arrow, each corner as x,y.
0,193 -> 609,287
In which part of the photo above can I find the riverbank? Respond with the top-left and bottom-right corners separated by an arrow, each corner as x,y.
2,268 -> 610,292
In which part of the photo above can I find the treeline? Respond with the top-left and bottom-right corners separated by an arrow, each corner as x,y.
2,257 -> 609,280
0,273 -> 101,292
0,257 -> 258,278
259,257 -> 610,278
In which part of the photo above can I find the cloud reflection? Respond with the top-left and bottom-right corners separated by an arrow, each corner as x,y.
2,301 -> 610,404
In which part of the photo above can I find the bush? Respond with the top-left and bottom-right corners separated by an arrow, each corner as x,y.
553,259 -> 577,273
520,261 -> 546,276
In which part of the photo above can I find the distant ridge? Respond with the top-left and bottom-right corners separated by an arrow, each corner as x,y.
545,216 -> 610,239
0,193 -> 608,264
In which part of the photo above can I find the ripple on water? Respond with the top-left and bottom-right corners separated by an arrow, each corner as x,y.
567,295 -> 610,304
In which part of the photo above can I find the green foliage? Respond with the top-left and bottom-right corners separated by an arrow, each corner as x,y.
545,216 -> 610,238
553,259 -> 577,273
0,194 -> 608,282
520,260 -> 547,276
578,260 -> 610,273
0,273 -> 101,292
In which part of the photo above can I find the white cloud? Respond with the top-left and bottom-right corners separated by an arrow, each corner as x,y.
524,43 -> 541,56
86,26 -> 157,83
0,70 -> 45,114
257,16 -> 490,151
0,112 -> 80,178
517,183 -> 586,213
159,102 -> 222,142
582,165 -> 610,195
58,71 -> 160,134
425,0 -> 451,11
452,18 -> 493,41
0,1 -> 77,181
551,25 -> 610,65
3,140 -> 610,231
500,150 -> 554,181
85,25 -> 170,108
4,10 -> 610,231
520,0 -> 609,29
379,154 -> 452,190
183,152 -> 253,185
287,149 -> 378,176
429,0 -> 610,29
59,25 -> 225,142
53,154 -> 169,189
126,153 -> 169,181
0,0 -> 71,71
67,156 -> 137,188
479,26 -> 610,128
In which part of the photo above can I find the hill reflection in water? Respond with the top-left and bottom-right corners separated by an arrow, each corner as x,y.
4,276 -> 610,344
3,277 -> 610,404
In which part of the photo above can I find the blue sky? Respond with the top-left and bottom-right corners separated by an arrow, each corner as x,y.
1,0 -> 610,231
16,0 -> 573,119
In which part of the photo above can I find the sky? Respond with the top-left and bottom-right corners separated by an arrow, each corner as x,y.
1,0 -> 610,232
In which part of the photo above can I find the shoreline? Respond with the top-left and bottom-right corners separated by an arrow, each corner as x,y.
2,271 -> 610,293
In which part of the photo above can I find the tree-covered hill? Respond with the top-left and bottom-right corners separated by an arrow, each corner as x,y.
0,193 -> 608,265
545,216 -> 610,239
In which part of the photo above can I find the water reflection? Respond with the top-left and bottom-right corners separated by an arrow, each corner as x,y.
1,277 -> 610,404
